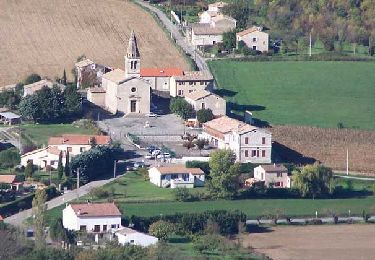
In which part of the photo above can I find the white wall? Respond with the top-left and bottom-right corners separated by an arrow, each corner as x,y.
116,232 -> 158,247
192,32 -> 223,46
254,166 -> 290,188
148,167 -> 162,187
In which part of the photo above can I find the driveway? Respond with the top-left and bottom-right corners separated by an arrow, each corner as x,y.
135,0 -> 210,74
4,176 -> 120,227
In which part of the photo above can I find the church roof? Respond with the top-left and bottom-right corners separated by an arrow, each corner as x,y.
127,30 -> 140,58
102,69 -> 127,84
140,68 -> 183,77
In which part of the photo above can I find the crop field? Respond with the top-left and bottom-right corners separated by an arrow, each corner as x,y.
209,60 -> 375,130
271,125 -> 375,174
0,0 -> 189,86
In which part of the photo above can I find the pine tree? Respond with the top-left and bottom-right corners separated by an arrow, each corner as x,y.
57,151 -> 64,180
62,69 -> 67,85
32,189 -> 47,249
64,151 -> 70,178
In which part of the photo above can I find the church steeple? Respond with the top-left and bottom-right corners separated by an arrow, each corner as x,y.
125,30 -> 140,78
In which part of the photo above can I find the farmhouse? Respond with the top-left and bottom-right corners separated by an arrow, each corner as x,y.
0,175 -> 23,191
170,71 -> 214,97
184,89 -> 226,116
115,227 -> 158,247
236,26 -> 269,52
202,116 -> 272,163
23,79 -> 54,97
75,59 -> 111,89
249,164 -> 291,188
20,134 -> 110,169
191,15 -> 236,47
62,202 -> 121,233
199,1 -> 228,24
148,165 -> 205,188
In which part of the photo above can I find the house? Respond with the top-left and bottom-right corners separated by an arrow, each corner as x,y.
87,31 -> 152,115
199,1 -> 228,24
184,89 -> 226,116
0,175 -> 23,191
0,112 -> 21,125
201,116 -> 272,163
75,59 -> 112,89
140,68 -> 183,93
236,26 -> 269,52
87,86 -> 106,107
148,165 -> 205,188
23,79 -> 66,97
63,202 -> 121,233
170,71 -> 214,97
115,227 -> 158,247
191,15 -> 236,47
252,164 -> 291,188
20,134 -> 110,169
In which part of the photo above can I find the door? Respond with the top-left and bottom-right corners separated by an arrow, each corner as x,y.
130,100 -> 137,112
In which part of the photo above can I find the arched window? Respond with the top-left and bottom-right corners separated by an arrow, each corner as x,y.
134,61 -> 137,69
130,61 -> 134,69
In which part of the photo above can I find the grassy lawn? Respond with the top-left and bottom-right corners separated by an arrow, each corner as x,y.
208,61 -> 375,130
20,123 -> 97,146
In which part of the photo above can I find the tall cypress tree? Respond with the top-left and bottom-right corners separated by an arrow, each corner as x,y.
57,151 -> 64,180
62,69 -> 67,85
64,150 -> 70,178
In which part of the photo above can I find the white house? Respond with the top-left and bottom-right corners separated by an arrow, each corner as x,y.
20,134 -> 111,169
202,116 -> 272,163
148,165 -> 205,188
184,89 -> 226,116
252,164 -> 291,188
236,26 -> 269,52
62,203 -> 121,233
115,227 -> 158,247
199,1 -> 228,24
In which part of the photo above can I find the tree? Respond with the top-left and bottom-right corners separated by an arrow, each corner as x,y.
169,97 -> 193,120
62,69 -> 67,85
64,85 -> 81,116
208,149 -> 241,198
19,94 -> 41,122
0,147 -> 20,168
148,220 -> 176,240
24,73 -> 41,85
194,138 -> 208,155
222,0 -> 250,29
25,161 -> 34,179
196,108 -> 214,123
222,31 -> 236,51
49,218 -> 67,242
32,189 -> 47,249
64,151 -> 70,178
292,163 -> 334,199
57,151 -> 64,180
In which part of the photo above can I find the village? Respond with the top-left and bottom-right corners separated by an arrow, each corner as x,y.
0,0 -> 375,259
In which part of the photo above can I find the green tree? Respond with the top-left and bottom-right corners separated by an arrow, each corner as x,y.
25,161 -> 34,179
222,31 -> 236,51
169,97 -> 193,120
208,149 -> 241,198
19,94 -> 41,122
49,218 -> 67,242
194,138 -> 208,155
32,189 -> 47,249
24,73 -> 41,85
62,69 -> 67,85
196,108 -> 214,123
64,151 -> 70,178
57,151 -> 64,180
0,147 -> 20,168
148,220 -> 176,240
292,163 -> 334,199
222,0 -> 250,29
64,85 -> 81,116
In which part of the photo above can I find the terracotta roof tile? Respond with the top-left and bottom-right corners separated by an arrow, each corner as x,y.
23,79 -> 54,92
237,26 -> 265,37
0,175 -> 17,184
260,164 -> 288,173
48,134 -> 110,146
184,89 -> 212,101
70,203 -> 121,217
203,116 -> 258,135
141,68 -> 183,77
154,165 -> 204,175
102,69 -> 127,84
174,71 -> 213,81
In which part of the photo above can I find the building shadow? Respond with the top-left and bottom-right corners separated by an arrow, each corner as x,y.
213,89 -> 237,97
246,224 -> 273,233
272,141 -> 316,165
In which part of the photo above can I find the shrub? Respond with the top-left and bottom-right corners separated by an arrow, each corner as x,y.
0,148 -> 20,168
185,161 -> 210,175
174,187 -> 197,202
88,187 -> 109,199
148,220 -> 176,240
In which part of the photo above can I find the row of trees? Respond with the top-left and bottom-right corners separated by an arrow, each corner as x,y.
19,85 -> 81,123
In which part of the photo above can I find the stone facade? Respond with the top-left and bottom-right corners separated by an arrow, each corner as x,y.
184,89 -> 226,116
236,27 -> 269,52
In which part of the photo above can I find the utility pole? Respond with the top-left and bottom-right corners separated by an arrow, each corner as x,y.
309,32 -> 312,57
76,168 -> 80,199
346,149 -> 349,176
113,160 -> 117,178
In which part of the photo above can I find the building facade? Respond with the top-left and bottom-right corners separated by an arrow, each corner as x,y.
184,89 -> 226,116
253,164 -> 291,188
202,116 -> 272,163
236,27 -> 269,52
170,71 -> 214,97
63,203 -> 121,233
116,227 -> 158,247
141,68 -> 183,93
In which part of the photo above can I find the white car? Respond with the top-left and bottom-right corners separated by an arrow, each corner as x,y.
152,149 -> 161,156
157,153 -> 171,159
145,112 -> 159,118
145,154 -> 154,159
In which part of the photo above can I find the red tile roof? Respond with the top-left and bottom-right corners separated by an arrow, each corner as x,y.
140,68 -> 183,77
70,203 -> 121,217
155,165 -> 204,175
48,134 -> 110,145
0,175 -> 17,184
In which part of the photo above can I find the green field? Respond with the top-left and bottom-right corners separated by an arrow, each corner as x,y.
209,61 -> 375,129
20,123 -> 97,146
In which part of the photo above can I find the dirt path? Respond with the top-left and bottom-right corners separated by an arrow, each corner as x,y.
0,0 -> 189,86
242,225 -> 375,260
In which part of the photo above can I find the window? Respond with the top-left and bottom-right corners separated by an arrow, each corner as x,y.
277,172 -> 283,177
262,150 -> 265,157
251,150 -> 256,157
252,37 -> 257,42
94,225 -> 100,232
131,87 -> 136,92
245,137 -> 249,144
80,225 -> 87,232
178,82 -> 182,85
256,149 -> 260,157
275,182 -> 281,187
189,81 -> 193,85
111,224 -> 117,229
182,174 -> 189,181
130,240 -> 135,244
80,147 -> 86,152
67,147 -> 72,152
245,150 -> 248,157
201,103 -> 205,109
200,81 -> 205,85
252,46 -> 257,50
171,174 -> 178,179
262,137 -> 266,144
103,225 -> 107,232
178,90 -> 184,96
189,90 -> 193,93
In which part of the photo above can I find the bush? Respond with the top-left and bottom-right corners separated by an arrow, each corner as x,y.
148,220 -> 176,240
185,161 -> 210,175
88,187 -> 109,199
196,109 -> 214,123
24,74 -> 41,85
174,187 -> 198,202
169,97 -> 193,119
0,147 -> 20,168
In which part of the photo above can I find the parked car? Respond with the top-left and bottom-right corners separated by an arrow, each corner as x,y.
145,112 -> 159,118
151,149 -> 161,156
126,161 -> 145,171
144,154 -> 154,159
147,145 -> 158,153
157,153 -> 171,159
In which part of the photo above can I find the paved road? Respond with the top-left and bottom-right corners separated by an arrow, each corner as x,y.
334,175 -> 375,181
4,176 -> 120,227
246,216 -> 375,225
135,0 -> 210,74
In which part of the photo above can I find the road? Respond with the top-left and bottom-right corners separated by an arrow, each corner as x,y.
4,176 -> 120,227
135,0 -> 210,74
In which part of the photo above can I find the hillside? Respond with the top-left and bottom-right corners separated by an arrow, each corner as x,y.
0,0 -> 189,86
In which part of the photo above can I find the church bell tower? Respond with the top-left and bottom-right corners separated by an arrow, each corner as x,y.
125,30 -> 141,78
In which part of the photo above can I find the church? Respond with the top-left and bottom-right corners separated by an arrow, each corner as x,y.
86,31 -> 151,115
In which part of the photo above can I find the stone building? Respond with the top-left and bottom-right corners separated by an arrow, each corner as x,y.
184,89 -> 226,116
236,26 -> 269,52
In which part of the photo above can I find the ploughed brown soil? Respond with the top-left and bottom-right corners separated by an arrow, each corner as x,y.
241,225 -> 375,260
0,0 -> 189,86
